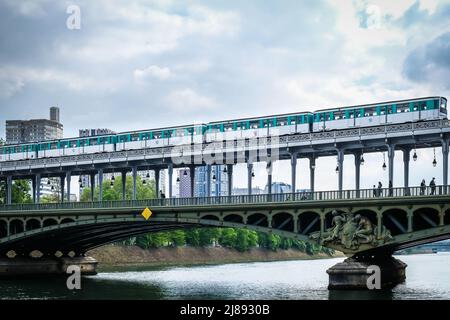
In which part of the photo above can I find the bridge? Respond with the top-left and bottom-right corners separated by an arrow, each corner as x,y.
1,184 -> 450,289
2,119 -> 450,288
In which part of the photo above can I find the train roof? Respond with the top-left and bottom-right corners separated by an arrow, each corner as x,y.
315,96 -> 447,113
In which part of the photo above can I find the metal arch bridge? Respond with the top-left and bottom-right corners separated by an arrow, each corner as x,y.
1,185 -> 450,258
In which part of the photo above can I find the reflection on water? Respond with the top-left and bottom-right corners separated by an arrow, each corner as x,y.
1,253 -> 450,300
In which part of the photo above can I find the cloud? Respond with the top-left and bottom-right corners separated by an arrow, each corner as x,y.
134,65 -> 172,82
165,88 -> 217,113
403,31 -> 450,89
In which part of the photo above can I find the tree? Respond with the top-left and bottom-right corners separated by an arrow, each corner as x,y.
185,229 -> 200,246
169,230 -> 186,247
219,228 -> 237,248
0,180 -> 33,204
80,175 -> 156,201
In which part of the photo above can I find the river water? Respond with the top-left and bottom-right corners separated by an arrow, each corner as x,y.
1,253 -> 450,300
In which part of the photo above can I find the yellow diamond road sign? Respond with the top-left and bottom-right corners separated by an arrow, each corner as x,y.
141,207 -> 152,220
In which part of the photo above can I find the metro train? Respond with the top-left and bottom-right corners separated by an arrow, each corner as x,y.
0,96 -> 447,162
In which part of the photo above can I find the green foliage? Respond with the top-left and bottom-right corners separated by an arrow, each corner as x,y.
219,228 -> 237,248
80,175 -> 156,201
0,179 -> 32,204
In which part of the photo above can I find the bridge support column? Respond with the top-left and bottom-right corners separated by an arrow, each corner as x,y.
354,152 -> 361,196
266,161 -> 273,196
403,148 -> 410,190
337,149 -> 344,192
189,165 -> 195,197
121,171 -> 126,200
60,175 -> 65,203
442,141 -> 449,193
90,173 -> 96,201
0,256 -> 98,276
66,171 -> 71,202
247,162 -> 253,195
227,164 -> 233,196
309,157 -> 316,194
206,164 -> 211,197
155,168 -> 160,198
168,163 -> 173,198
291,153 -> 297,196
6,176 -> 12,205
98,169 -> 103,201
327,255 -> 407,290
132,166 -> 137,200
388,144 -> 395,187
35,174 -> 41,204
32,176 -> 37,204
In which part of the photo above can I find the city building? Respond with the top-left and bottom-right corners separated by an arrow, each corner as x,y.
232,187 -> 264,195
5,107 -> 63,144
176,166 -> 228,198
79,128 -> 115,137
264,182 -> 292,194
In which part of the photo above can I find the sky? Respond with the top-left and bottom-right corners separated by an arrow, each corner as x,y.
1,0 -> 450,194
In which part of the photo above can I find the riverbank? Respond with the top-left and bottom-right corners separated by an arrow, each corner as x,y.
87,245 -> 344,268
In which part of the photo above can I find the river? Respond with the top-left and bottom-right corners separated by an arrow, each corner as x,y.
1,253 -> 450,300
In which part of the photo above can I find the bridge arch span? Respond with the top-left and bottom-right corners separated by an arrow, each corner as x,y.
382,208 -> 408,236
42,218 -> 58,228
25,218 -> 41,231
272,212 -> 294,232
223,213 -> 244,224
9,219 -> 24,235
246,213 -> 269,228
298,211 -> 321,235
413,207 -> 440,231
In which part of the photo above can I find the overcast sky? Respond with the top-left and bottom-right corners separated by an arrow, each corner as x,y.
1,0 -> 450,193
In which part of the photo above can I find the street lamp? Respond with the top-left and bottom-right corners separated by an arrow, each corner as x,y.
223,166 -> 227,174
212,174 -> 217,182
251,171 -> 255,178
335,164 -> 339,174
433,148 -> 437,167
360,153 -> 365,165
382,153 -> 387,171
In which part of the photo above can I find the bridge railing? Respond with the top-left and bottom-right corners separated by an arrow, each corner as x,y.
0,185 -> 448,212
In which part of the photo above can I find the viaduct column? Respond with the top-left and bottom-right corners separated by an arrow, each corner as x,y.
309,157 -> 316,193
60,175 -> 65,203
32,176 -> 36,204
267,161 -> 273,195
168,163 -> 173,198
90,173 -> 96,201
66,171 -> 71,202
227,164 -> 233,196
121,171 -> 126,200
388,144 -> 395,186
98,169 -> 104,201
247,162 -> 253,195
7,176 -> 12,205
337,149 -> 344,192
206,164 -> 211,197
132,166 -> 137,200
291,153 -> 297,196
403,148 -> 410,188
354,152 -> 361,191
155,168 -> 160,197
35,174 -> 41,204
442,140 -> 449,193
189,165 -> 195,197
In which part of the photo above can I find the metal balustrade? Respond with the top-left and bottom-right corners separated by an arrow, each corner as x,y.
0,185 -> 448,212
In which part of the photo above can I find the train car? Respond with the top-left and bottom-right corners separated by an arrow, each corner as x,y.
206,112 -> 312,142
0,144 -> 36,161
314,97 -> 447,132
